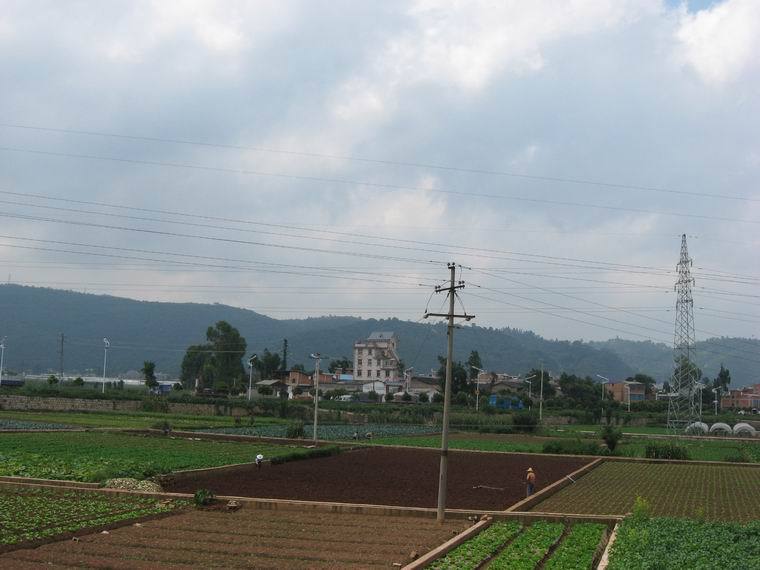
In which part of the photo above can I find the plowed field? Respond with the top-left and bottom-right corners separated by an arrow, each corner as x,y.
0,508 -> 468,569
163,447 -> 590,510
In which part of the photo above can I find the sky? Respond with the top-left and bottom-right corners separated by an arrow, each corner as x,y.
0,0 -> 758,348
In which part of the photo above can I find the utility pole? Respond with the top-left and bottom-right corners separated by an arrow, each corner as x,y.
310,353 -> 321,444
58,333 -> 65,382
0,337 -> 6,388
248,354 -> 258,401
102,338 -> 110,393
539,361 -> 544,422
424,262 -> 474,523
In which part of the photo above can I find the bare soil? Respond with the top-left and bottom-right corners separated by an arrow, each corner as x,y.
0,508 -> 468,569
163,447 -> 590,511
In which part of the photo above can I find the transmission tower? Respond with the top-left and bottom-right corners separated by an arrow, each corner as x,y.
667,234 -> 700,432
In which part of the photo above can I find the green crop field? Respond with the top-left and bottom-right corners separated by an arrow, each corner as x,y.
373,434 -> 545,453
201,423 -> 438,440
0,410 -> 286,430
0,484 -> 186,546
0,431 -> 314,482
531,461 -> 760,521
608,517 -> 760,570
430,520 -> 607,570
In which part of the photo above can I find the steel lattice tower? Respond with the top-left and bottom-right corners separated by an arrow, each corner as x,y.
667,234 -> 700,432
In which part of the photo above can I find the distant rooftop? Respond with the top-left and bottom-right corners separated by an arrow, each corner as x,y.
368,331 -> 396,340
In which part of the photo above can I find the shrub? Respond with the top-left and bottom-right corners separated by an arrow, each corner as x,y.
601,425 -> 623,452
270,446 -> 341,465
418,392 -> 429,403
402,392 -> 412,402
631,495 -> 650,520
72,377 -> 84,386
645,442 -> 689,460
384,393 -> 394,402
285,421 -> 305,439
513,412 -> 538,433
141,397 -> 170,413
543,439 -> 602,456
432,392 -> 444,403
194,489 -> 215,507
47,375 -> 59,385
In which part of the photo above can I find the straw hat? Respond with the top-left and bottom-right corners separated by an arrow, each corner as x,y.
527,467 -> 534,472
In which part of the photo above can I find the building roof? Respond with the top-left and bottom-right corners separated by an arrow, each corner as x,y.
256,379 -> 284,386
368,331 -> 396,340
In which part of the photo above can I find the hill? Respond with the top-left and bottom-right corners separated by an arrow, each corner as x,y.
0,285 -> 755,386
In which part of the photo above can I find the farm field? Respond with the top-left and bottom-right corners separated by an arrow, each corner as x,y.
608,516 -> 760,569
531,460 -> 760,521
201,422 -> 439,439
0,409 -> 286,430
162,447 -> 590,510
0,484 -> 186,547
373,431 -> 760,463
0,431 -> 317,482
430,520 -> 607,569
0,507 -> 467,568
0,419 -> 73,431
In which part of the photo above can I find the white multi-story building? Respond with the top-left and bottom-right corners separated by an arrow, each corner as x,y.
353,332 -> 401,383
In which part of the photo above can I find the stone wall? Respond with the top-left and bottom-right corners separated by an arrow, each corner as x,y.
0,395 -> 250,417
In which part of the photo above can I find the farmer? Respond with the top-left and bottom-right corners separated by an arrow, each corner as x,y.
526,467 -> 536,497
255,454 -> 264,469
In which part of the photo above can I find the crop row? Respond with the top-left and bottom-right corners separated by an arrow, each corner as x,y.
200,423 -> 439,440
428,521 -> 607,570
0,485 -> 187,545
608,516 -> 760,570
0,419 -> 72,430
0,432 -> 313,482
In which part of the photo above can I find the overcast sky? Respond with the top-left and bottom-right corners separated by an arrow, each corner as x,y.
0,0 -> 758,347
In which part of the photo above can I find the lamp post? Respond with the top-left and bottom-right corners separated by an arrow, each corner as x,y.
404,367 -> 414,395
471,366 -> 485,412
712,388 -> 719,416
0,337 -> 6,388
101,338 -> 110,394
596,374 -> 610,422
539,362 -> 545,422
625,384 -> 631,413
247,354 -> 257,401
522,374 -> 537,410
310,353 -> 321,444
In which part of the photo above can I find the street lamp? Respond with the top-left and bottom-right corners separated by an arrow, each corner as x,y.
310,353 -> 321,444
404,367 -> 414,395
712,388 -> 719,416
101,338 -> 110,394
597,374 -> 610,422
625,384 -> 631,413
539,362 -> 545,422
522,374 -> 537,410
0,337 -> 6,388
471,366 -> 485,412
247,354 -> 257,401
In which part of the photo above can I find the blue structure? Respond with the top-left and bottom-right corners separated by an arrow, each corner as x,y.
489,394 -> 524,410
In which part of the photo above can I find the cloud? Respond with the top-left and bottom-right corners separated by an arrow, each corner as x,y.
676,0 -> 760,84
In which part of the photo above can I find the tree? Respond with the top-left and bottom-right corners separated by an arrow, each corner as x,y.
281,338 -> 288,371
558,373 -> 602,409
141,361 -> 158,389
72,377 -> 84,386
328,357 -> 352,373
418,392 -> 429,403
525,368 -> 556,398
466,350 -> 483,382
180,321 -> 247,392
626,373 -> 655,397
437,356 -> 469,395
714,364 -> 731,394
254,348 -> 281,380
47,374 -> 58,385
291,363 -> 305,372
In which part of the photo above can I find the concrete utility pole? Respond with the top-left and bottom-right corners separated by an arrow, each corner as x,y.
58,332 -> 65,382
424,262 -> 474,523
0,337 -> 6,388
310,353 -> 321,444
471,366 -> 485,412
248,354 -> 257,401
102,338 -> 110,393
539,362 -> 544,422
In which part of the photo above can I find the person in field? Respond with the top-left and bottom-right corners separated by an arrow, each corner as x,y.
255,454 -> 264,469
526,467 -> 536,497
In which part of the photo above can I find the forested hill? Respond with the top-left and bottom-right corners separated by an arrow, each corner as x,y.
0,285 -> 755,386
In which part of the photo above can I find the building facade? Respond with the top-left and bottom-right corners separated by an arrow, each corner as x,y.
721,384 -> 760,410
353,332 -> 401,383
605,381 -> 645,404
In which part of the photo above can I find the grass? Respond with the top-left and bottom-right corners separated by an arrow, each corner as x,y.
0,484 -> 187,545
0,431 -> 314,482
372,434 -> 545,453
531,461 -> 760,521
0,410 -> 287,430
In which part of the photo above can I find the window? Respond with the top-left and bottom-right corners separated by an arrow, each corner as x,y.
376,370 -> 381,377
385,370 -> 390,378
358,358 -> 362,366
358,370 -> 363,378
368,359 -> 372,366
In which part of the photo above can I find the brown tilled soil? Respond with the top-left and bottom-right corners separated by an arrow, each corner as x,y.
0,508 -> 468,569
163,447 -> 590,510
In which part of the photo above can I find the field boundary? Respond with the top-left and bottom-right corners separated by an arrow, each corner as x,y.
596,521 -> 620,570
603,455 -> 760,468
0,475 -> 100,489
402,516 -> 492,570
505,457 -> 603,512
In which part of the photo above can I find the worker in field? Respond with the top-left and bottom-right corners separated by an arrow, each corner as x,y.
526,467 -> 536,497
255,454 -> 264,469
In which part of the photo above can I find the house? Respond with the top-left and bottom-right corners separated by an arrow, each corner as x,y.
408,375 -> 440,399
353,332 -> 401,383
255,379 -> 286,397
721,384 -> 760,410
605,381 -> 645,404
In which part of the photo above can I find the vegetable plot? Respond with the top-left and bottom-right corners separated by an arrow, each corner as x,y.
0,419 -> 72,430
0,432 -> 314,482
0,485 -> 186,546
427,520 -> 610,569
608,517 -> 760,570
200,423 -> 438,440
429,521 -> 523,569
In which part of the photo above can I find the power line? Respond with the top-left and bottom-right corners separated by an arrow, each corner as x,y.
1,122 -> 755,203
2,146 -> 758,225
